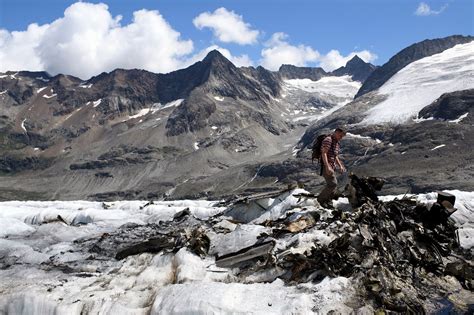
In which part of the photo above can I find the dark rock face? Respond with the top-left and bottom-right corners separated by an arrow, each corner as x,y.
241,66 -> 281,97
331,55 -> 377,83
89,190 -> 143,201
0,72 -> 37,105
70,145 -> 171,170
355,35 -> 474,98
278,64 -> 327,81
165,51 -> 282,136
419,89 -> 474,121
0,156 -> 53,173
201,51 -> 280,101
1,131 -> 50,150
165,97 -> 217,136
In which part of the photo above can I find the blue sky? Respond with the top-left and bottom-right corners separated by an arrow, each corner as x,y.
1,0 -> 472,79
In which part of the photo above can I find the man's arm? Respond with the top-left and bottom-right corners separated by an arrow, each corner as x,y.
335,156 -> 346,173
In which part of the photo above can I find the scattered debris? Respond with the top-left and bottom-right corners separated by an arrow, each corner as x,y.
216,240 -> 275,268
66,174 -> 473,313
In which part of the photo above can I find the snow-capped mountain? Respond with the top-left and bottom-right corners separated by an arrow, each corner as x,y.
362,41 -> 474,124
355,34 -> 473,98
0,35 -> 472,200
0,48 -> 357,201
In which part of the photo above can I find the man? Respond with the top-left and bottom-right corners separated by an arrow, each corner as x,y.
317,127 -> 346,206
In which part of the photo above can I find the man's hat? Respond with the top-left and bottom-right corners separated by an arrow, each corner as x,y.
335,126 -> 347,134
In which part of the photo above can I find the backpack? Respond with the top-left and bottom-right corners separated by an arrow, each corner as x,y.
311,134 -> 329,163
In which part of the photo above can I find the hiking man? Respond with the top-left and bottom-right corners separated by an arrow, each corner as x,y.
317,127 -> 346,206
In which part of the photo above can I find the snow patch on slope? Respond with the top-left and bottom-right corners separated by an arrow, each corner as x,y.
285,75 -> 361,99
362,42 -> 474,124
92,99 -> 102,107
21,119 -> 27,132
449,112 -> 469,123
37,87 -> 48,94
36,77 -> 49,82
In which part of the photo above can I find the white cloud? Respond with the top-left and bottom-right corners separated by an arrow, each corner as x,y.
184,45 -> 254,68
0,2 -> 194,79
260,33 -> 320,70
193,7 -> 259,45
415,2 -> 448,16
318,50 -> 378,72
0,24 -> 48,72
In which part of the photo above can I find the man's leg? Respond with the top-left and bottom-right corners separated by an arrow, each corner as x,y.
317,173 -> 338,204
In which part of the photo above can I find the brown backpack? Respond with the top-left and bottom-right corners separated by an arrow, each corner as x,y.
311,134 -> 329,163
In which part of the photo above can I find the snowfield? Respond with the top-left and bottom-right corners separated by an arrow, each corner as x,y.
0,189 -> 473,314
362,42 -> 474,124
285,75 -> 361,100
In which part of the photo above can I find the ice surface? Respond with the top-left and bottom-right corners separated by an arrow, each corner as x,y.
1,190 -> 471,313
151,279 -> 317,315
285,76 -> 361,99
363,42 -> 474,124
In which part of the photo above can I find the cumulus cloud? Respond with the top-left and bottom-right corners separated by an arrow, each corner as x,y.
0,24 -> 48,72
415,2 -> 448,16
0,2 -> 194,79
260,33 -> 320,70
193,7 -> 259,45
318,50 -> 378,71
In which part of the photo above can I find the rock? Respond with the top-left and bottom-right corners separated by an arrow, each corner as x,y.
331,55 -> 377,83
419,89 -> 474,121
278,64 -> 327,81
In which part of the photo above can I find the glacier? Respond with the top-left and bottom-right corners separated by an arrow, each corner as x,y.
0,189 -> 473,314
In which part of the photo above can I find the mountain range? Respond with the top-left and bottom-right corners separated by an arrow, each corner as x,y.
0,34 -> 472,201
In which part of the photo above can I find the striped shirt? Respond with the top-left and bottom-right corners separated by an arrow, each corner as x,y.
321,135 -> 340,168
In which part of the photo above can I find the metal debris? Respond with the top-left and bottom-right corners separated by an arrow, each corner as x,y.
71,174 -> 472,313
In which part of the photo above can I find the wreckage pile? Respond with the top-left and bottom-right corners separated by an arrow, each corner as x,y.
72,174 -> 472,313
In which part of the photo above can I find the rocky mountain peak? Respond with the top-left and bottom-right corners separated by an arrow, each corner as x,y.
201,50 -> 235,71
346,55 -> 365,66
331,55 -> 377,83
278,64 -> 327,81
